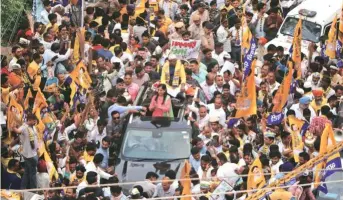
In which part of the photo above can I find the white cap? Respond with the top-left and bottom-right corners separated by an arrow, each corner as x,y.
223,53 -> 231,59
168,54 -> 177,60
153,46 -> 162,55
304,81 -> 312,89
330,65 -> 339,70
9,63 -> 21,71
255,60 -> 263,68
209,115 -> 220,123
296,87 -> 304,95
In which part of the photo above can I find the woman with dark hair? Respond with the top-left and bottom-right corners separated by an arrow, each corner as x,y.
149,84 -> 173,117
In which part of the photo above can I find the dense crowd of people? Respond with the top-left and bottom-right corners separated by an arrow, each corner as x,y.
1,0 -> 343,199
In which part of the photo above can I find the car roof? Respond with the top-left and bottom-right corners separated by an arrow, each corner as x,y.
287,0 -> 341,26
127,116 -> 192,130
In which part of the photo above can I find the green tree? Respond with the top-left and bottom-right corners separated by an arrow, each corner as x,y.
1,0 -> 32,46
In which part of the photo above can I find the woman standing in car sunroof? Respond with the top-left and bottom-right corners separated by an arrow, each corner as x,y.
149,84 -> 173,117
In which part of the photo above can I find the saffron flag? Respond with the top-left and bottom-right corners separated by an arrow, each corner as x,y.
315,124 -> 342,193
23,88 -> 33,110
38,142 -> 59,181
235,60 -> 257,118
35,107 -> 46,142
7,96 -> 24,141
180,160 -> 191,200
326,16 -> 337,59
291,19 -> 302,79
241,5 -> 252,52
69,61 -> 92,90
290,125 -> 304,163
32,89 -> 48,114
287,115 -> 308,137
247,157 -> 266,191
272,62 -> 293,113
340,4 -> 343,33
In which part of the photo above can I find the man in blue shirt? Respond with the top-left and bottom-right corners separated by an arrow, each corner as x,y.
1,159 -> 22,189
107,96 -> 146,120
97,39 -> 114,60
96,136 -> 111,169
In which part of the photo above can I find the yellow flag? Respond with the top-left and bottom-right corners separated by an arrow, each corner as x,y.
314,123 -> 338,188
287,115 -> 305,130
247,157 -> 266,191
6,96 -> 24,141
38,142 -> 59,181
326,16 -> 337,59
69,79 -> 77,106
290,127 -> 304,163
291,19 -> 302,79
32,89 -> 48,114
24,89 -> 33,110
272,62 -> 293,113
180,160 -> 192,200
35,107 -> 46,142
73,30 -> 80,63
235,60 -> 257,118
70,61 -> 92,89
340,4 -> 343,33
134,0 -> 148,18
241,6 -> 252,51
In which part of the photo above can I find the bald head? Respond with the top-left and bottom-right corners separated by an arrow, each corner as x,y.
162,177 -> 171,191
206,73 -> 215,85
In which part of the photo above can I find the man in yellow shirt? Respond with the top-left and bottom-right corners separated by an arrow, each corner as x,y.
27,53 -> 43,91
46,13 -> 59,34
310,89 -> 327,113
160,54 -> 186,91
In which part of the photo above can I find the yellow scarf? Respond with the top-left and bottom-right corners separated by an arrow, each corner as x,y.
163,60 -> 184,87
83,151 -> 94,163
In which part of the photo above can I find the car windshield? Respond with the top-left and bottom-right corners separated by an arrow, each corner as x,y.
280,17 -> 322,42
122,129 -> 191,160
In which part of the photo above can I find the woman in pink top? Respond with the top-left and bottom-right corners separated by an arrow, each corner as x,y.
149,84 -> 173,117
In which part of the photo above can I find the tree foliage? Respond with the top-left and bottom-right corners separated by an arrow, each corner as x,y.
1,0 -> 32,46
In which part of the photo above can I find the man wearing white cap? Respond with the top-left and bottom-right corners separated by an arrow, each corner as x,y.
160,54 -> 186,92
220,53 -> 236,75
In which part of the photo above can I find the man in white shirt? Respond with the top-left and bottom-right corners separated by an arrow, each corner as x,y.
201,73 -> 215,101
85,154 -> 113,184
40,0 -> 51,25
136,172 -> 158,198
267,71 -> 280,95
251,3 -> 268,39
158,0 -> 178,20
202,98 -> 226,127
197,155 -> 213,179
11,113 -> 39,189
217,161 -> 240,186
153,177 -> 176,198
187,105 -> 209,130
220,54 -> 236,76
290,96 -> 317,121
229,19 -> 242,64
212,43 -> 228,67
42,43 -> 72,75
209,74 -> 225,97
8,46 -> 23,70
197,126 -> 213,145
216,19 -> 231,53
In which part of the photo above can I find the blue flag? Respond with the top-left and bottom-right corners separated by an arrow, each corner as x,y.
318,154 -> 342,193
242,37 -> 257,82
336,40 -> 343,68
267,113 -> 284,125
